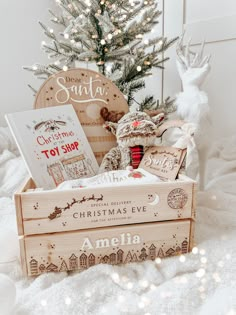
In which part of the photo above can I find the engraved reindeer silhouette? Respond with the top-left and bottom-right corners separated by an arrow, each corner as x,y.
88,194 -> 95,201
79,196 -> 87,203
71,198 -> 78,206
64,203 -> 71,211
96,194 -> 104,201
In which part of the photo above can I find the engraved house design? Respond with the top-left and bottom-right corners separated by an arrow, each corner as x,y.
88,254 -> 95,267
139,248 -> 148,261
149,244 -> 156,260
166,248 -> 175,256
80,253 -> 88,269
175,246 -> 181,254
102,255 -> 110,264
29,259 -> 38,275
39,264 -> 46,273
157,248 -> 164,258
181,240 -> 188,254
132,253 -> 138,262
69,254 -> 78,270
117,249 -> 124,263
124,251 -> 133,264
109,253 -> 116,265
46,263 -> 58,272
59,260 -> 68,272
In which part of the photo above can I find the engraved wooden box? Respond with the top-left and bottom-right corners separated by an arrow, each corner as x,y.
15,175 -> 196,276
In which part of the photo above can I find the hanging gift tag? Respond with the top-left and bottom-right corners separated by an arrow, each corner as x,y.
139,146 -> 187,181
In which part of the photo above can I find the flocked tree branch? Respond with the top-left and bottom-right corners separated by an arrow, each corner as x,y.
24,0 -> 178,111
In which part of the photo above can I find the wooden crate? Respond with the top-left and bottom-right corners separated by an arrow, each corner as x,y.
15,176 -> 196,276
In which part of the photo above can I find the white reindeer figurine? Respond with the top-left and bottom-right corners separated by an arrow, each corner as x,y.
175,35 -> 211,190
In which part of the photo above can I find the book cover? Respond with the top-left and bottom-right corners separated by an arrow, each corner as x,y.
5,105 -> 99,189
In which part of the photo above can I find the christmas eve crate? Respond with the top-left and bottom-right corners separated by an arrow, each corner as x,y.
15,175 -> 196,276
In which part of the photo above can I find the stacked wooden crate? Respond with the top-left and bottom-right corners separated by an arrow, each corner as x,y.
15,175 -> 196,276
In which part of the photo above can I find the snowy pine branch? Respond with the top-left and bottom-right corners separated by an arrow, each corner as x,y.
24,0 -> 178,112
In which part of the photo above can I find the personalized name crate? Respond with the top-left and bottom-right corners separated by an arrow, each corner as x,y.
15,175 -> 196,276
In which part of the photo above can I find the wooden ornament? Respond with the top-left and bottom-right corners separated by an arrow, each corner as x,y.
140,146 -> 187,181
34,68 -> 129,164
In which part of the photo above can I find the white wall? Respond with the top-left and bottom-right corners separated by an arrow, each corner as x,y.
0,0 -> 55,126
184,0 -> 236,139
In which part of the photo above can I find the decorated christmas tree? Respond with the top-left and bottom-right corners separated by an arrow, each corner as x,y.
24,0 -> 178,111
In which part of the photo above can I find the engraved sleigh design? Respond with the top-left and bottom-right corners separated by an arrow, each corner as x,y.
48,194 -> 104,220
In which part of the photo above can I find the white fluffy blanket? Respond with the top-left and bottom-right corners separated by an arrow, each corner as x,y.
0,127 -> 236,315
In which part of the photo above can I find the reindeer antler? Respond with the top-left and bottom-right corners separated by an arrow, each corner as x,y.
176,33 -> 211,70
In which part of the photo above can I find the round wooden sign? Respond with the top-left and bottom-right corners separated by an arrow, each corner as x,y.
34,68 -> 129,164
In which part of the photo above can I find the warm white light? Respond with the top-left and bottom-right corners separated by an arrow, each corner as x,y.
179,255 -> 186,262
138,301 -> 145,309
200,249 -> 206,255
41,300 -> 47,306
65,297 -> 71,305
111,273 -> 120,283
33,65 -> 38,71
71,39 -> 75,44
100,39 -> 106,45
127,282 -> 133,289
107,33 -> 113,40
196,268 -> 205,278
155,257 -> 161,264
63,65 -> 68,71
137,66 -> 142,72
85,291 -> 92,298
192,247 -> 198,254
41,41 -> 46,46
50,29 -> 54,33
64,33 -> 69,39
